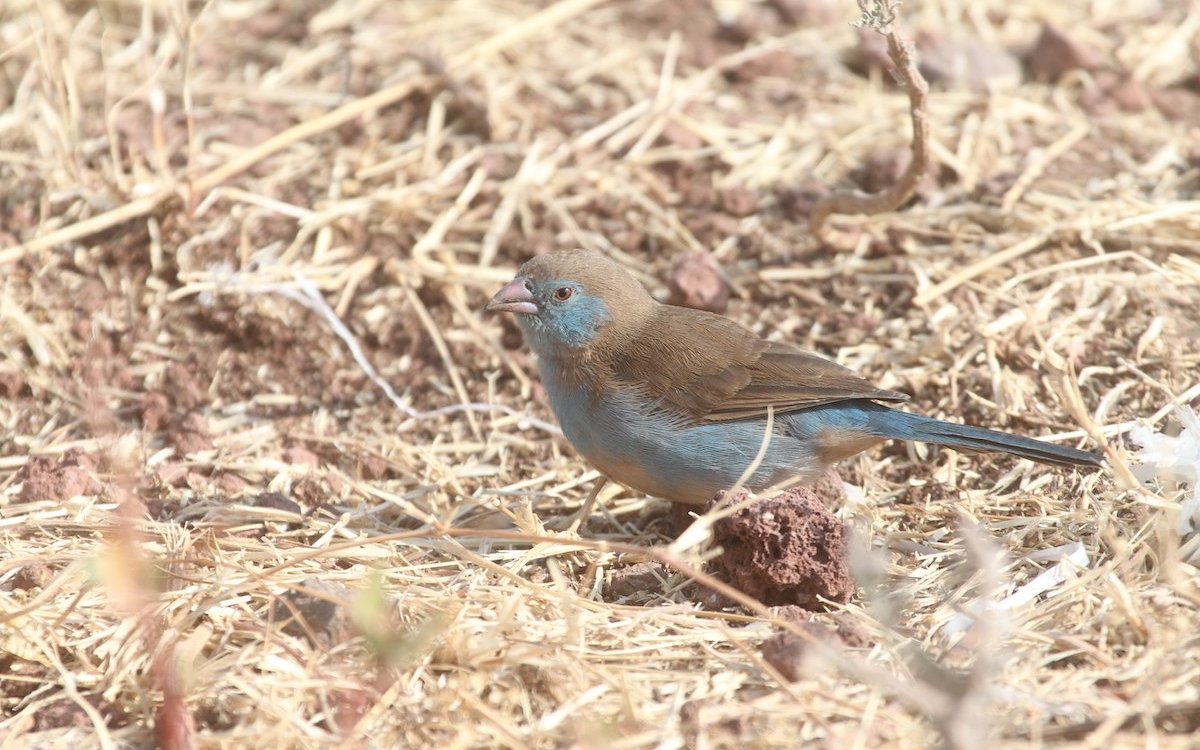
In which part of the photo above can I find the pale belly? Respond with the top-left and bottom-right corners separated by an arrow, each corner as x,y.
541,372 -> 823,505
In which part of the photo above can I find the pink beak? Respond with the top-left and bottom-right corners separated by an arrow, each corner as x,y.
486,278 -> 538,315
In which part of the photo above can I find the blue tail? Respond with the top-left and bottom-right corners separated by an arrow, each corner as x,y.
868,405 -> 1102,468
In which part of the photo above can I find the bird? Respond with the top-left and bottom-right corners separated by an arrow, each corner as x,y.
486,248 -> 1102,513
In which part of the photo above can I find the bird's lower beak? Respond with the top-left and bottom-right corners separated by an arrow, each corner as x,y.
486,278 -> 538,315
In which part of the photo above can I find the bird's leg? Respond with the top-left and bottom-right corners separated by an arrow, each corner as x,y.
562,476 -> 608,533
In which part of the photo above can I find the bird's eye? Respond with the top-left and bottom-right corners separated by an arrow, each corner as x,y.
552,287 -> 574,302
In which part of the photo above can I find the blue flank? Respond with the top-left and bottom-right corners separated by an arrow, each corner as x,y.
533,374 -> 1096,504
538,371 -> 851,502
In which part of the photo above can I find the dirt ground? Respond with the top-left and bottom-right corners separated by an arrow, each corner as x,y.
2,0 -> 1200,748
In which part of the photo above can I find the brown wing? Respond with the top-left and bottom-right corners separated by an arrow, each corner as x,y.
606,306 -> 908,422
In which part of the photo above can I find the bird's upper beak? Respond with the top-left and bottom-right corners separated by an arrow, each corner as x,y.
486,277 -> 538,315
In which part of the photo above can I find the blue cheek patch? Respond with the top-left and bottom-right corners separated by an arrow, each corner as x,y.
547,293 -> 610,348
521,284 -> 611,352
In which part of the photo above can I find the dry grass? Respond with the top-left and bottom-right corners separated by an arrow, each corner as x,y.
2,0 -> 1200,747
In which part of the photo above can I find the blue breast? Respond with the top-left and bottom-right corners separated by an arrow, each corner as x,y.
538,361 -> 828,504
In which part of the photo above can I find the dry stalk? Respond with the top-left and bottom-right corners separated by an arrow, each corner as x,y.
808,0 -> 931,249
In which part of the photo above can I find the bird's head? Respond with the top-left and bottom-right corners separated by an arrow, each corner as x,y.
486,249 -> 654,358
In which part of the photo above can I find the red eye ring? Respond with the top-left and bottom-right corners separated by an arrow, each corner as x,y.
553,287 -> 573,302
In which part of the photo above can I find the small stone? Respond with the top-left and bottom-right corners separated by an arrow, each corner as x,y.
769,0 -> 838,26
832,614 -> 874,648
853,148 -> 939,201
184,472 -> 210,491
358,454 -> 389,480
710,486 -> 855,609
168,412 -> 214,454
721,4 -> 781,43
611,228 -> 646,253
779,180 -> 831,220
605,562 -> 669,601
141,392 -> 171,432
164,363 -> 208,411
1025,25 -> 1103,82
666,251 -> 732,314
0,368 -> 26,399
916,31 -> 1022,92
12,562 -> 55,591
1152,84 -> 1200,122
769,604 -> 813,625
1085,69 -> 1154,113
18,454 -> 94,502
658,120 -> 703,150
285,446 -> 321,468
33,700 -> 92,731
272,578 -> 353,645
248,492 -> 303,515
844,28 -> 892,79
809,468 -> 848,509
32,696 -> 122,731
680,698 -> 747,739
213,472 -> 249,494
726,48 -> 800,82
718,186 -> 761,217
156,463 -> 190,487
760,618 -> 843,681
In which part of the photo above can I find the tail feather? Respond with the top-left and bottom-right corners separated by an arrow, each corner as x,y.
876,409 -> 1103,468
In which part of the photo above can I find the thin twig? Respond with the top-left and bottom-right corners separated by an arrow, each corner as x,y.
808,1 -> 931,248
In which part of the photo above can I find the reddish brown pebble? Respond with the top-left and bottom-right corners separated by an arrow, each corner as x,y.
854,148 -> 939,201
809,468 -> 848,509
156,463 -> 190,487
12,562 -> 55,591
711,487 -> 855,608
358,454 -> 389,480
722,4 -> 781,42
769,0 -> 838,27
680,698 -> 747,739
1152,85 -> 1200,122
293,475 -> 338,507
718,187 -> 760,217
164,362 -> 208,411
1025,25 -> 1103,82
272,578 -> 353,644
1085,70 -> 1154,113
611,228 -> 646,253
727,48 -> 800,82
769,604 -> 813,625
916,32 -> 1022,92
248,492 -> 303,514
34,698 -> 120,731
285,446 -> 321,468
658,120 -> 703,151
779,180 -> 831,220
1,659 -> 43,701
0,368 -> 26,399
18,454 -> 93,502
213,472 -> 249,494
857,148 -> 911,194
832,614 -> 874,648
141,392 -> 171,432
169,412 -> 214,454
666,251 -> 732,314
184,472 -> 210,491
604,561 -> 670,601
760,621 -> 836,681
845,28 -> 892,79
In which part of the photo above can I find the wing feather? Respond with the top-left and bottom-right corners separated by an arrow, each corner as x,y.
606,307 -> 908,422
